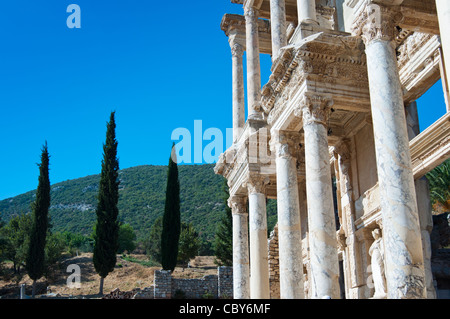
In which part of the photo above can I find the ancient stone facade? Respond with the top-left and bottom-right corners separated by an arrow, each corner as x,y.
215,0 -> 450,299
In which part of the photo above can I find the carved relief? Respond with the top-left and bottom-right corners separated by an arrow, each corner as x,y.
270,130 -> 301,159
299,94 -> 335,127
231,42 -> 244,58
228,195 -> 248,216
352,3 -> 403,46
245,174 -> 270,194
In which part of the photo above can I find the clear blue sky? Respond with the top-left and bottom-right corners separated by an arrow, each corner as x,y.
0,1 -> 447,200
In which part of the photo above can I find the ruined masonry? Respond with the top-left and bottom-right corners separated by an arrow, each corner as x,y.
215,0 -> 450,299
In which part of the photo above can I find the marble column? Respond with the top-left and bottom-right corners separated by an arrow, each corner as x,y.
247,174 -> 270,299
271,130 -> 305,299
405,101 -> 437,299
270,0 -> 287,61
436,0 -> 450,104
244,5 -> 263,120
230,42 -> 246,144
229,195 -> 250,299
360,4 -> 426,299
297,0 -> 317,24
300,94 -> 341,299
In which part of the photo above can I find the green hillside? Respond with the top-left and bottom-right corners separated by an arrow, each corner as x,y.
0,164 -> 278,245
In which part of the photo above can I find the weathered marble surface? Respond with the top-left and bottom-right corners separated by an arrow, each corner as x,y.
297,0 -> 317,24
272,130 -> 305,299
365,37 -> 426,299
270,0 -> 287,61
244,6 -> 262,120
301,96 -> 340,299
230,196 -> 250,299
231,42 -> 246,143
247,177 -> 270,299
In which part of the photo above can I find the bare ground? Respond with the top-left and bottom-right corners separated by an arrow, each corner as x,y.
0,253 -> 218,299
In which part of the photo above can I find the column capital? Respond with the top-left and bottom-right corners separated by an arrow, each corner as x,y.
296,94 -> 334,127
270,130 -> 301,159
246,174 -> 270,194
228,195 -> 248,215
230,42 -> 245,58
351,3 -> 403,47
244,5 -> 260,19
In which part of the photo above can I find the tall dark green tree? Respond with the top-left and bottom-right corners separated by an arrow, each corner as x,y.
214,179 -> 233,266
145,216 -> 163,263
26,142 -> 51,298
93,112 -> 120,295
161,143 -> 181,271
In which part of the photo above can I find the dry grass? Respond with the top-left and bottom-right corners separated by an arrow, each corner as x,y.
0,253 -> 218,299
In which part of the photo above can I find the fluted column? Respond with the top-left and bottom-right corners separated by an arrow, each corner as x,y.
436,0 -> 450,102
270,0 -> 287,61
229,195 -> 250,299
358,4 -> 426,299
230,41 -> 246,143
300,94 -> 340,299
244,5 -> 263,120
271,130 -> 305,299
247,174 -> 270,299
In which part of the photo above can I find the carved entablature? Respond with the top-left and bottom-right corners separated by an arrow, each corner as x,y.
263,32 -> 368,129
220,13 -> 273,55
351,0 -> 439,45
397,31 -> 441,102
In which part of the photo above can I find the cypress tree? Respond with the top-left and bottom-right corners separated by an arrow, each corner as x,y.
161,143 -> 181,271
93,112 -> 120,295
214,179 -> 233,266
26,142 -> 51,298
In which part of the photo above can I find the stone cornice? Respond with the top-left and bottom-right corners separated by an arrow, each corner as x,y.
410,112 -> 450,179
220,13 -> 272,54
261,32 -> 367,118
351,0 -> 439,43
221,13 -> 271,35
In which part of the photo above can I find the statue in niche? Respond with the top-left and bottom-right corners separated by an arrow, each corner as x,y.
369,228 -> 387,299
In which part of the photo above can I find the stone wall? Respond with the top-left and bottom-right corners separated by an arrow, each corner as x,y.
268,225 -> 280,299
135,267 -> 233,299
218,266 -> 233,298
